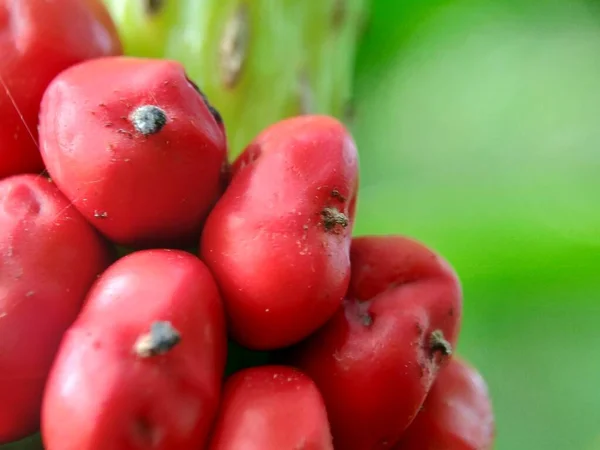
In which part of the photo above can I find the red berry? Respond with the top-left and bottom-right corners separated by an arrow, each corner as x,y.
0,174 -> 111,443
201,115 -> 359,350
287,235 -> 463,449
394,356 -> 495,450
41,250 -> 228,450
39,56 -> 227,248
208,366 -> 333,450
0,0 -> 122,179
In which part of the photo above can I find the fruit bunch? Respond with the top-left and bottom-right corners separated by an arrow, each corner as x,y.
0,1 -> 495,449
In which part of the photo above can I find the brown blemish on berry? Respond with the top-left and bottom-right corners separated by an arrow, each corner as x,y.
417,361 -> 425,378
429,329 -> 452,357
321,207 -> 349,233
117,129 -> 134,138
132,415 -> 160,447
415,322 -> 424,336
360,312 -> 373,327
331,188 -> 346,202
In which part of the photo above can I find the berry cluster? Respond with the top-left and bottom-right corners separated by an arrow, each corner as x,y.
0,1 -> 494,449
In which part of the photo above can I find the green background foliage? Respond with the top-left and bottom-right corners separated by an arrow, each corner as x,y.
352,0 -> 600,449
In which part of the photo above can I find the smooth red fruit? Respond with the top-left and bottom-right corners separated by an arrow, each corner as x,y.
41,249 -> 227,450
394,356 -> 495,450
0,0 -> 122,179
287,235 -> 463,450
0,174 -> 111,443
207,365 -> 333,450
38,56 -> 227,248
200,115 -> 359,350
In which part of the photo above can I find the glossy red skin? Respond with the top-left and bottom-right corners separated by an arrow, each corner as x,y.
208,365 -> 334,450
0,174 -> 111,443
41,249 -> 228,450
394,356 -> 495,450
287,235 -> 463,450
200,115 -> 358,350
39,56 -> 227,248
0,0 -> 122,179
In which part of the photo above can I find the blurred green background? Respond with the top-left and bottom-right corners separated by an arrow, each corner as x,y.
352,0 -> 600,449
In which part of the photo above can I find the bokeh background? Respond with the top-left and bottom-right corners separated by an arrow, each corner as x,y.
352,1 -> 600,449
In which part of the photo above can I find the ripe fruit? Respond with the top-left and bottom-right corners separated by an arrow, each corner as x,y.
0,0 -> 122,179
287,235 -> 463,449
201,115 -> 359,350
0,174 -> 111,443
41,249 -> 227,450
394,356 -> 495,450
208,365 -> 333,450
38,56 -> 228,248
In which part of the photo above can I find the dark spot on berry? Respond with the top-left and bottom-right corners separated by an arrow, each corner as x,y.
429,329 -> 452,357
417,361 -> 425,378
331,188 -> 346,202
415,322 -> 424,336
130,105 -> 167,135
134,321 -> 181,358
360,312 -> 373,327
132,415 -> 160,447
321,207 -> 349,233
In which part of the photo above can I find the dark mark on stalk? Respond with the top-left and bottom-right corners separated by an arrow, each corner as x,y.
332,0 -> 347,28
130,105 -> 167,136
144,0 -> 165,15
298,69 -> 314,115
344,100 -> 356,125
134,321 -> 181,358
219,4 -> 250,89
